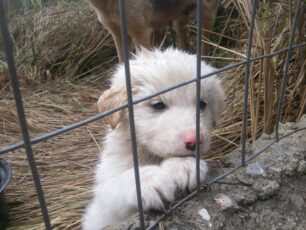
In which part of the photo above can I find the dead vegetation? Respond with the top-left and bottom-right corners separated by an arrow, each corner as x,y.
0,0 -> 305,229
4,1 -> 116,84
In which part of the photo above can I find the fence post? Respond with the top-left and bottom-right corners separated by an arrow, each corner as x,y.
275,0 -> 302,141
118,0 -> 145,229
241,0 -> 257,166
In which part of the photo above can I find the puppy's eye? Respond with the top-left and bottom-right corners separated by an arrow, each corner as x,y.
151,101 -> 166,110
200,100 -> 207,110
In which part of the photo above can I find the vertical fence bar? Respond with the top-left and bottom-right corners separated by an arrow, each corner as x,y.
118,0 -> 145,229
241,0 -> 257,166
275,0 -> 301,141
195,0 -> 203,191
0,1 -> 52,229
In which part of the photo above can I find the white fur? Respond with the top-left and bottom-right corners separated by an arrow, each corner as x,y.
82,48 -> 225,230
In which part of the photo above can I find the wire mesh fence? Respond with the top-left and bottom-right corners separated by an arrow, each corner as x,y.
0,0 -> 305,229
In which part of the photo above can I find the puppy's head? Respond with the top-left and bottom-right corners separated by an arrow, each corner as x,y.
98,48 -> 225,158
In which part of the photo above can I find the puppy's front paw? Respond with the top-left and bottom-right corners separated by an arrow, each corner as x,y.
161,157 -> 208,191
126,166 -> 176,211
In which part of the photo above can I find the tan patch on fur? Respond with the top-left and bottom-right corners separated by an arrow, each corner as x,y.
98,85 -> 127,129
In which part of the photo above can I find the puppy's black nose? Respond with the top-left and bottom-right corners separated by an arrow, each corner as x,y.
185,143 -> 196,151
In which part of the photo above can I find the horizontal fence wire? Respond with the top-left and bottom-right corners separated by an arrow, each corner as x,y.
0,0 -> 51,228
0,42 -> 305,155
0,0 -> 305,229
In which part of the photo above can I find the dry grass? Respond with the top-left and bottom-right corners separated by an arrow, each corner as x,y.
1,79 -> 108,229
5,1 -> 116,84
0,0 -> 305,229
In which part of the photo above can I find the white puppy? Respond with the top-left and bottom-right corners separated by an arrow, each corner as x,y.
82,48 -> 225,230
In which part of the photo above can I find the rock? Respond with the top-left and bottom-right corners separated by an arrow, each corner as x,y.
282,157 -> 299,176
198,208 -> 211,221
230,188 -> 257,205
198,208 -> 213,227
245,163 -> 265,176
252,179 -> 280,200
214,194 -> 240,212
297,160 -> 306,174
297,114 -> 306,128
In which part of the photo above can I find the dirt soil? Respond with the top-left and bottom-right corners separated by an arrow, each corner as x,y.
108,116 -> 306,230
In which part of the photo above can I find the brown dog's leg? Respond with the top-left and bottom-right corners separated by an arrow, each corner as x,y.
108,24 -> 133,63
132,28 -> 153,51
202,14 -> 214,56
202,1 -> 220,56
174,15 -> 189,51
108,25 -> 124,62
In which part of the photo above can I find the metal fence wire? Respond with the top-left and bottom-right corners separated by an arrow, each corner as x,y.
0,0 -> 305,229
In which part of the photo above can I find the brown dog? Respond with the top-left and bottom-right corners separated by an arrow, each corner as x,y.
87,0 -> 220,62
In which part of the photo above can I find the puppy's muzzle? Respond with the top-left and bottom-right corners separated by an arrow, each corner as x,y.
181,131 -> 204,151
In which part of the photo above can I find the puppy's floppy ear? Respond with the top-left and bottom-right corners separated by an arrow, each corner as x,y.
98,85 -> 127,129
211,78 -> 225,128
